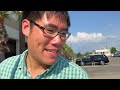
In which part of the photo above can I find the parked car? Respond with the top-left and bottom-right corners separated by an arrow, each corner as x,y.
113,54 -> 120,57
76,54 -> 109,66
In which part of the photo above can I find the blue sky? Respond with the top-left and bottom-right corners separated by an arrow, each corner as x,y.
66,11 -> 120,54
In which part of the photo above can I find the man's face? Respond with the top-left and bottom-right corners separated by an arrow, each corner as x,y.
22,14 -> 68,65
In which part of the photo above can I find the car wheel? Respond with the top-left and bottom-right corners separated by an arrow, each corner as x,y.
80,61 -> 85,66
100,61 -> 105,65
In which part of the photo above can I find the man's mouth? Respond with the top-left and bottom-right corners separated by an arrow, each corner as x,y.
45,49 -> 59,53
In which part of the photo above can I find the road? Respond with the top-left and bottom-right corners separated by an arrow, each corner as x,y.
81,57 -> 120,79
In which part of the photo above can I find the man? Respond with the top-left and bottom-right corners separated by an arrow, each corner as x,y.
0,11 -> 88,79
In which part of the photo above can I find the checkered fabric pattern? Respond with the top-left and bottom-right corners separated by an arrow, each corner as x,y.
0,50 -> 88,79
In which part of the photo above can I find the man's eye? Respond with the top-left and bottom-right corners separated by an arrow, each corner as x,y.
61,32 -> 67,36
46,29 -> 55,34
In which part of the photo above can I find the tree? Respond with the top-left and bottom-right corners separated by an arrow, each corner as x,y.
0,11 -> 10,52
76,52 -> 84,59
0,11 -> 25,61
84,52 -> 92,58
110,47 -> 117,54
61,43 -> 75,60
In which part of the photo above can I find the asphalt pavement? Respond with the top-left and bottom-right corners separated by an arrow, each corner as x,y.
81,57 -> 120,79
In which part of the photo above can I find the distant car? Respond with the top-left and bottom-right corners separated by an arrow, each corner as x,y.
113,54 -> 120,57
76,54 -> 109,66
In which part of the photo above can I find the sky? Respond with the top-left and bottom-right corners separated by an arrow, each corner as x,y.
66,11 -> 120,54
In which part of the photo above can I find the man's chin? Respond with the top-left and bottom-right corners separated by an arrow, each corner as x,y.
47,59 -> 56,65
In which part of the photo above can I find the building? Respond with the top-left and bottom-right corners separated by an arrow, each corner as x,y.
91,48 -> 112,57
0,11 -> 26,61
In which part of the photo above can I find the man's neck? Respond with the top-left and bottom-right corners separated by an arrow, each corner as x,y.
26,54 -> 49,78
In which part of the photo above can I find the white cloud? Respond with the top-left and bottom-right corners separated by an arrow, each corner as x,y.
67,32 -> 104,43
66,32 -> 120,54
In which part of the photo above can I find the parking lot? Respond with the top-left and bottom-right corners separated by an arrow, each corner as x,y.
81,57 -> 120,79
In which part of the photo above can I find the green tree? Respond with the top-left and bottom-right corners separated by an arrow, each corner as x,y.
61,43 -> 75,60
76,52 -> 84,59
84,52 -> 92,58
110,47 -> 117,54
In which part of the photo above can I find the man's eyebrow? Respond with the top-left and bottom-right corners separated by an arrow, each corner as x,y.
62,28 -> 68,31
44,23 -> 69,31
44,24 -> 57,29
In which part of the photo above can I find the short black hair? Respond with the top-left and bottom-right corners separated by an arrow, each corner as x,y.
21,11 -> 70,27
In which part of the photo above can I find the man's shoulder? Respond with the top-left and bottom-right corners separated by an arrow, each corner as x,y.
0,50 -> 27,67
0,55 -> 21,79
56,56 -> 88,79
57,55 -> 82,69
0,50 -> 27,79
0,55 -> 20,67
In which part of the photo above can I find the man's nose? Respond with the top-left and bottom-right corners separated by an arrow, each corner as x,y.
50,34 -> 63,45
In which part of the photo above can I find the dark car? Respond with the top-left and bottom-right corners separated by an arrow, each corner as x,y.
113,54 -> 120,57
76,57 -> 91,66
76,54 -> 109,66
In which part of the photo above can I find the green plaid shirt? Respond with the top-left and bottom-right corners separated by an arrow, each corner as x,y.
0,50 -> 88,79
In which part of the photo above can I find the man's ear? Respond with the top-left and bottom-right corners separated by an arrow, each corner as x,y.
22,19 -> 31,36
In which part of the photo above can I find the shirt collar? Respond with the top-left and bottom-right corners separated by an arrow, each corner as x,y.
17,49 -> 59,77
18,49 -> 29,76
